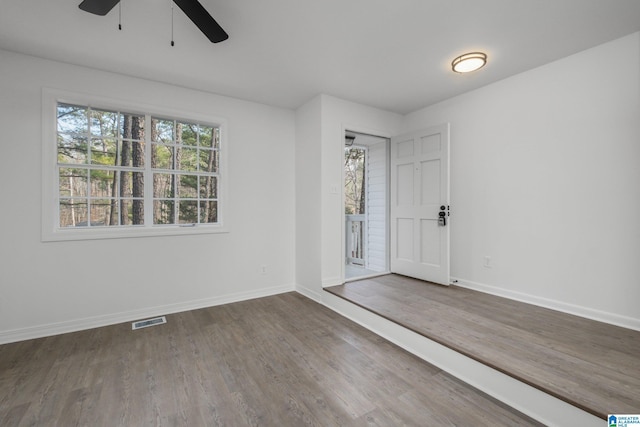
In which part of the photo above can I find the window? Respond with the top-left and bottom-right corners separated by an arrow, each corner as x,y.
149,117 -> 219,226
43,90 -> 226,241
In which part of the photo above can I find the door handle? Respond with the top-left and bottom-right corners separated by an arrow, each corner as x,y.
438,211 -> 446,226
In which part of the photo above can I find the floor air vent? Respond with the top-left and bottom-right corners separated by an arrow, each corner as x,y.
132,316 -> 167,330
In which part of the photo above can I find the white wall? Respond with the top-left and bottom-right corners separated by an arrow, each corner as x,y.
402,33 -> 640,328
0,49 -> 296,343
295,95 -> 323,298
294,95 -> 401,299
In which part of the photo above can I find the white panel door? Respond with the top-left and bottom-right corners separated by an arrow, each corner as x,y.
390,124 -> 449,285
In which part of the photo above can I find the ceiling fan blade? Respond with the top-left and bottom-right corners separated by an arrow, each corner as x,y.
78,0 -> 120,16
173,0 -> 229,43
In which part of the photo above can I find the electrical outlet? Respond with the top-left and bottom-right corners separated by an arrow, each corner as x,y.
484,256 -> 492,268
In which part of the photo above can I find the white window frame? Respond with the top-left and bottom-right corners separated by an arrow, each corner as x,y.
42,88 -> 228,242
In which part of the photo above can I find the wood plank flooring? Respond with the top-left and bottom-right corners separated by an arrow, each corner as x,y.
0,292 -> 542,426
325,274 -> 640,420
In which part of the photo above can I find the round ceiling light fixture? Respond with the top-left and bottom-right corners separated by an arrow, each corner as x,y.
451,52 -> 487,73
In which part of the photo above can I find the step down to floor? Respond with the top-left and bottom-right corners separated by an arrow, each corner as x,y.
321,277 -> 639,427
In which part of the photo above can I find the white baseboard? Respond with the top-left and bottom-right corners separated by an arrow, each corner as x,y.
451,277 -> 640,331
320,290 -> 602,427
0,284 -> 295,345
295,284 -> 323,303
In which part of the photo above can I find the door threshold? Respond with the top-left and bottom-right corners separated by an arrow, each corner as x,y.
345,271 -> 391,283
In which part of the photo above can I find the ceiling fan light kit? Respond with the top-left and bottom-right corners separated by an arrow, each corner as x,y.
78,0 -> 228,43
451,52 -> 487,73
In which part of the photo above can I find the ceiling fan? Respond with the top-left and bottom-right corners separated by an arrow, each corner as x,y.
78,0 -> 229,43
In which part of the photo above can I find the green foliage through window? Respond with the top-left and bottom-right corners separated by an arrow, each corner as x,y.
344,147 -> 366,215
56,103 -> 220,228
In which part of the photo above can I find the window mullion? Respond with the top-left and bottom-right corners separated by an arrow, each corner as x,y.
85,108 -> 92,227
173,119 -> 179,224
144,114 -> 153,227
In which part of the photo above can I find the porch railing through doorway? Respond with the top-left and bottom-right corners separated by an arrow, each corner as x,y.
346,214 -> 365,266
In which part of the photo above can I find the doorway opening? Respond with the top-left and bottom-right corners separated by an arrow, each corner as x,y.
344,130 -> 390,281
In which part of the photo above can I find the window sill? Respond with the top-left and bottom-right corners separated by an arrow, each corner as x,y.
41,224 -> 229,242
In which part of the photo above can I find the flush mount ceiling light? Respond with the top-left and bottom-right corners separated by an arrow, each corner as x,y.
451,52 -> 487,73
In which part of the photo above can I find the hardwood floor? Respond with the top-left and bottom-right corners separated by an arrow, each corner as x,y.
325,274 -> 640,420
0,292 -> 542,426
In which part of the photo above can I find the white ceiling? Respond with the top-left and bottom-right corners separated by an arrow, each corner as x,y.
1,0 -> 639,114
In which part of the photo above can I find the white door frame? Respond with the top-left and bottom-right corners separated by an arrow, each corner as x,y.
340,125 -> 392,283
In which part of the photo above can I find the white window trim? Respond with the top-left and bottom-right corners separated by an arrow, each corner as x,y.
42,88 -> 229,242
